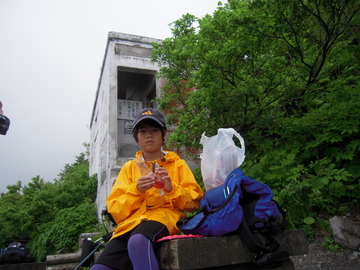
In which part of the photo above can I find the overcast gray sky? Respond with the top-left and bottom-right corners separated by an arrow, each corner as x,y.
0,0 -> 221,193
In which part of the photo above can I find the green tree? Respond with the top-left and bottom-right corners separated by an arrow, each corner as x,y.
152,0 -> 360,232
0,152 -> 98,261
0,181 -> 31,245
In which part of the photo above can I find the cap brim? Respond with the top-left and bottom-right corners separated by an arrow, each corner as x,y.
132,116 -> 165,131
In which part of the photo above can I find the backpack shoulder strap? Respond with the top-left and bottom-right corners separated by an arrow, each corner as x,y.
239,219 -> 271,254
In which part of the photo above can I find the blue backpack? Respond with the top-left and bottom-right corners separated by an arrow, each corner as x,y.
177,167 -> 289,267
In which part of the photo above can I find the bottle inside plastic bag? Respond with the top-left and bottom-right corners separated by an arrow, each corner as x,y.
200,128 -> 245,191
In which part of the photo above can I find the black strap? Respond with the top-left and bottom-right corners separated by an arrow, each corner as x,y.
101,209 -> 117,227
203,185 -> 239,214
186,186 -> 239,231
239,220 -> 271,254
274,200 -> 287,230
238,210 -> 286,255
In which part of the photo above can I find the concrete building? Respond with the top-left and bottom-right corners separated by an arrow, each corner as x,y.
89,32 -> 166,218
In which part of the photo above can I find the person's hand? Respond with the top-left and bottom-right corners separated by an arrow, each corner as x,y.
136,173 -> 155,193
155,166 -> 173,193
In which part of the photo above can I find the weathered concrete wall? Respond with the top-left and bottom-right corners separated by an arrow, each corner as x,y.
89,32 -> 164,218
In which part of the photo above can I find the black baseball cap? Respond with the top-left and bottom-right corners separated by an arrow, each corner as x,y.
132,108 -> 166,131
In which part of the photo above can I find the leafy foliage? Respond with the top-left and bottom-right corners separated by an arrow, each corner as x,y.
28,203 -> 97,261
0,152 -> 98,261
152,0 -> 360,234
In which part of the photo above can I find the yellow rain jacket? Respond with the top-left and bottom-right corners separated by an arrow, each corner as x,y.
107,150 -> 204,239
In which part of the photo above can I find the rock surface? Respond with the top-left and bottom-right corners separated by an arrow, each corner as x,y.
329,215 -> 360,251
291,226 -> 360,270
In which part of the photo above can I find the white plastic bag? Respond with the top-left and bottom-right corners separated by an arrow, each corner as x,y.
200,128 -> 246,191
